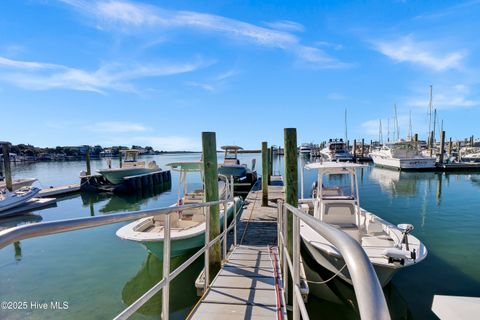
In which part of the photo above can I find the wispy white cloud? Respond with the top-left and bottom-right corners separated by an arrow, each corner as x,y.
86,121 -> 149,133
327,92 -> 346,100
187,69 -> 239,92
406,84 -> 479,109
0,56 -> 211,93
373,35 -> 466,71
263,20 -> 305,32
60,0 -> 348,68
413,0 -> 480,20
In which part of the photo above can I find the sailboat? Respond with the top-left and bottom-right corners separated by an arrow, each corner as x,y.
116,161 -> 243,259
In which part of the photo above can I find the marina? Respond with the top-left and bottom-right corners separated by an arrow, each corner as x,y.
1,131 -> 480,320
2,2 -> 480,319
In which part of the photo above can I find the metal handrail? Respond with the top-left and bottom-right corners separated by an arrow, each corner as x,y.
0,196 -> 239,320
278,200 -> 390,320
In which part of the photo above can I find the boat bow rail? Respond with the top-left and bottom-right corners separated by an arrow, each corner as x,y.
0,197 -> 240,320
278,201 -> 391,320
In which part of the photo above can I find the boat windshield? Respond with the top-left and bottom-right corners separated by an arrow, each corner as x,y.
329,143 -> 346,151
321,173 -> 355,198
123,151 -> 139,162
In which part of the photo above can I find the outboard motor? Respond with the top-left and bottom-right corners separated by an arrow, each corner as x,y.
397,223 -> 414,251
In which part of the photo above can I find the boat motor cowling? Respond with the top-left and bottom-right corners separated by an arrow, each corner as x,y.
398,223 -> 414,251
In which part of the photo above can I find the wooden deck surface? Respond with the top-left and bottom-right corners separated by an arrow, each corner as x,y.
189,176 -> 286,319
189,245 -> 284,320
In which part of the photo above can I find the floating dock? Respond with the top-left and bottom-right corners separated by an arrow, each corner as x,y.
80,170 -> 171,195
38,184 -> 81,198
0,197 -> 57,216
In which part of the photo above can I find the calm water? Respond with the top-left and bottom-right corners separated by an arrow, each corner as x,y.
1,153 -> 479,319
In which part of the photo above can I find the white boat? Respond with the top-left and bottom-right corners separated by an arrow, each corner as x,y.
460,147 -> 480,163
0,178 -> 37,191
319,139 -> 353,161
370,141 -> 436,170
116,161 -> 242,259
300,162 -> 427,287
0,186 -> 40,215
217,145 -> 257,195
300,143 -> 313,155
97,149 -> 160,184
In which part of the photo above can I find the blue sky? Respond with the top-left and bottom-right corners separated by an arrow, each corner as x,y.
1,0 -> 479,150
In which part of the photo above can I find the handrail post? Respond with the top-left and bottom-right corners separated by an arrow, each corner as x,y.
162,213 -> 171,320
204,206 -> 210,291
223,200 -> 228,260
282,204 -> 288,305
292,214 -> 300,320
233,198 -> 237,247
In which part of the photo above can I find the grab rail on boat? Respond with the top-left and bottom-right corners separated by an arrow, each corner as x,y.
0,195 -> 239,320
278,201 -> 390,320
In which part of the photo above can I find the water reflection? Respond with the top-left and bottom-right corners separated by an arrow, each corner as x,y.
0,213 -> 42,262
80,187 -> 169,215
369,168 -> 417,197
122,251 -> 202,318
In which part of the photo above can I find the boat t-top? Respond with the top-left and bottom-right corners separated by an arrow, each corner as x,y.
218,145 -> 257,195
299,162 -> 427,287
370,141 -> 436,170
116,161 -> 243,259
320,139 -> 353,162
97,149 -> 160,184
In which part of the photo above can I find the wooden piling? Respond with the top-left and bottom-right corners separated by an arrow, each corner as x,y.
284,128 -> 298,255
262,142 -> 269,207
353,139 -> 357,158
414,133 -> 418,150
439,131 -> 446,164
269,146 -> 273,177
202,132 -> 221,282
119,149 -> 123,168
448,138 -> 453,156
1,143 -> 13,191
361,139 -> 365,157
85,148 -> 91,176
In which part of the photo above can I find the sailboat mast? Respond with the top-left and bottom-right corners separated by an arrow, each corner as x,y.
379,119 -> 383,144
428,85 -> 433,148
433,108 -> 437,145
344,108 -> 348,143
387,118 -> 390,142
409,110 -> 413,140
394,104 -> 400,141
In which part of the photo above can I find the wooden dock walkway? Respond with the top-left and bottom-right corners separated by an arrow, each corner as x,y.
189,245 -> 285,320
190,176 -> 308,319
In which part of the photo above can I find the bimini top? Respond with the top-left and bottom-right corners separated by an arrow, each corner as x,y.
221,145 -> 243,151
167,161 -> 203,172
305,161 -> 366,174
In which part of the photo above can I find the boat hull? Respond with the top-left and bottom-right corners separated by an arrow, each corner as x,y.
98,168 -> 158,184
302,239 -> 397,288
371,155 -> 436,170
0,187 -> 40,214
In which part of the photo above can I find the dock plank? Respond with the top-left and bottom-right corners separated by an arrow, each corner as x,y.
189,245 -> 283,320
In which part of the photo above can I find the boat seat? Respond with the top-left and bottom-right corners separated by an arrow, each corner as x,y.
322,202 -> 357,227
